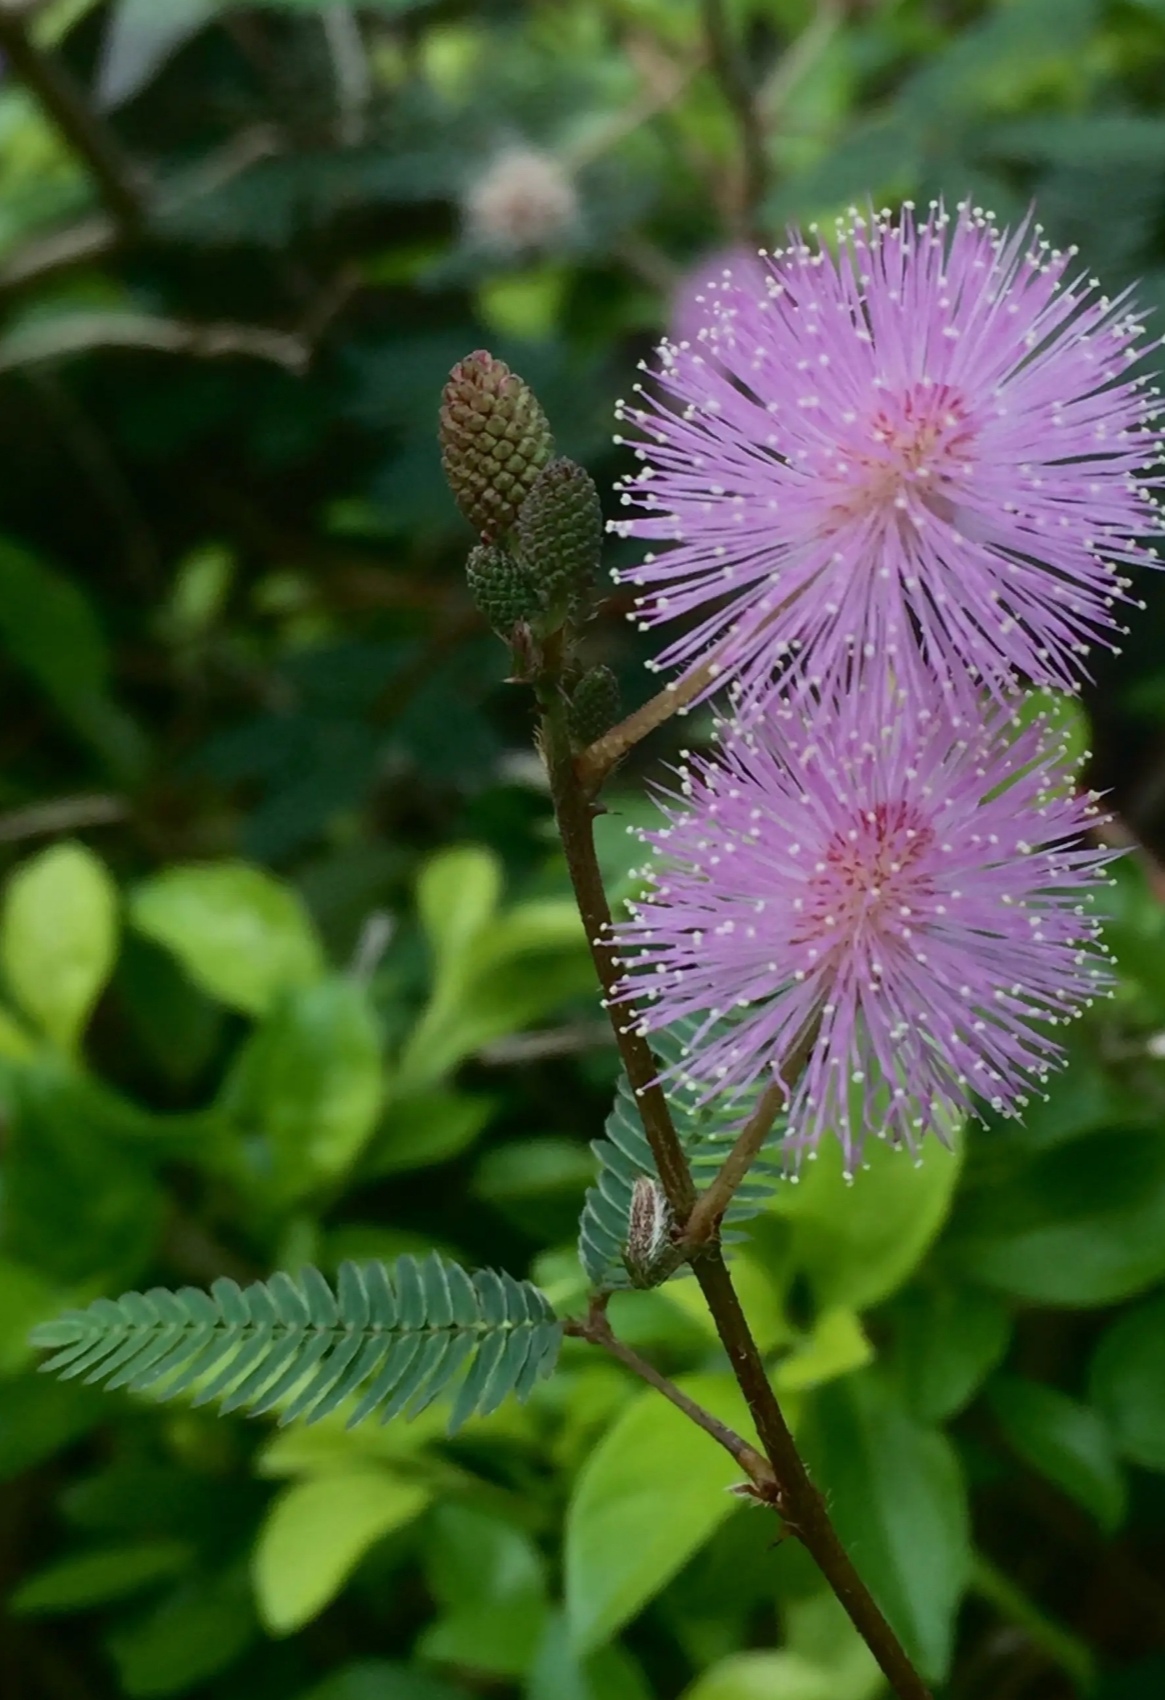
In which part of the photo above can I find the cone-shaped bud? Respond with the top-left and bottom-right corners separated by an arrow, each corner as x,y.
516,457 -> 602,623
623,1174 -> 674,1289
567,663 -> 621,750
466,543 -> 544,637
440,351 -> 554,540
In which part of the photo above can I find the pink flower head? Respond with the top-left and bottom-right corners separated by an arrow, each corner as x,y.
612,200 -> 1163,709
614,681 -> 1114,1171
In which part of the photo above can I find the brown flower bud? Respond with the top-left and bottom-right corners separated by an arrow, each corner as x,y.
439,351 -> 554,541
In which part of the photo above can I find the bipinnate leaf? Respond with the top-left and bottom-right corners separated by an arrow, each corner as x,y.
30,1255 -> 561,1434
578,1022 -> 780,1290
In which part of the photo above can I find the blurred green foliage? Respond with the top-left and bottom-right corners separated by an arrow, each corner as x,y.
1,3 -> 1165,1699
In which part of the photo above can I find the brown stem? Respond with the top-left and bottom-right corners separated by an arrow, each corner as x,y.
700,0 -> 768,236
683,1017 -> 819,1250
540,657 -> 696,1216
694,1251 -> 932,1700
565,1304 -> 775,1493
541,649 -> 931,1700
576,657 -> 719,795
0,13 -> 147,232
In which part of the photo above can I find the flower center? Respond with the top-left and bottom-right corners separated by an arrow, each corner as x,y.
794,800 -> 937,953
823,383 -> 977,531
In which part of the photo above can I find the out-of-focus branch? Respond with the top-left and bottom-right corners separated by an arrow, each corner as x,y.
700,0 -> 767,233
0,794 -> 126,845
0,312 -> 310,376
0,7 -> 147,231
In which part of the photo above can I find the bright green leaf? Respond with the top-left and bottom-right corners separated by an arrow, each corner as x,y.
232,977 -> 384,1193
565,1374 -> 752,1652
2,842 -> 118,1051
254,1469 -> 430,1634
415,845 -> 501,986
772,1132 -> 962,1313
1090,1295 -> 1165,1472
800,1370 -> 971,1683
988,1376 -> 1126,1532
683,1652 -> 867,1700
774,1308 -> 873,1395
130,863 -> 324,1016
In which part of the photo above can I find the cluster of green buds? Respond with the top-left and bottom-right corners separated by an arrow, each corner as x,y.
439,351 -> 618,741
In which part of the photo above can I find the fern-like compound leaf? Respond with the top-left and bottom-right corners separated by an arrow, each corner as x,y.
578,1020 -> 788,1290
30,1254 -> 561,1434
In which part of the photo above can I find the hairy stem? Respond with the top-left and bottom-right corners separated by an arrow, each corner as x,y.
693,1250 -> 933,1700
539,653 -> 697,1216
542,648 -> 932,1700
565,1301 -> 776,1493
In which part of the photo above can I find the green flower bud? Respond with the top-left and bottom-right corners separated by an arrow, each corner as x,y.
439,351 -> 554,540
466,543 -> 544,637
516,456 -> 603,623
567,663 -> 621,749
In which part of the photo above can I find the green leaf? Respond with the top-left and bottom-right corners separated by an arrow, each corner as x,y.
31,1257 -> 561,1432
773,1130 -> 963,1313
0,537 -> 143,771
947,1129 -> 1165,1305
297,1664 -> 469,1700
1,842 -> 118,1052
0,1254 -> 69,1374
400,878 -> 589,1089
988,1376 -> 1126,1532
107,1568 -> 256,1697
528,1611 -> 654,1700
367,1089 -> 492,1177
579,1023 -> 782,1291
415,845 -> 502,984
254,1469 -> 430,1634
420,1505 -> 547,1676
773,1308 -> 873,1395
800,1370 -> 971,1683
682,1652 -> 871,1700
130,863 -> 324,1016
565,1374 -> 753,1652
230,977 -> 384,1194
1089,1295 -> 1165,1472
9,1540 -> 192,1614
888,1284 -> 1012,1422
0,1374 -> 106,1481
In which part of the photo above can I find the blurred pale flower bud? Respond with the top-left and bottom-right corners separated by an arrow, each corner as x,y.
464,146 -> 578,253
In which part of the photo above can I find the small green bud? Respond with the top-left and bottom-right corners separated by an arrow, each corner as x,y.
516,457 -> 603,623
439,351 -> 554,540
466,543 -> 544,637
567,663 -> 621,749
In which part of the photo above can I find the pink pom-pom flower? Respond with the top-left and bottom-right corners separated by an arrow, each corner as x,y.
612,200 -> 1163,709
614,680 -> 1114,1171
